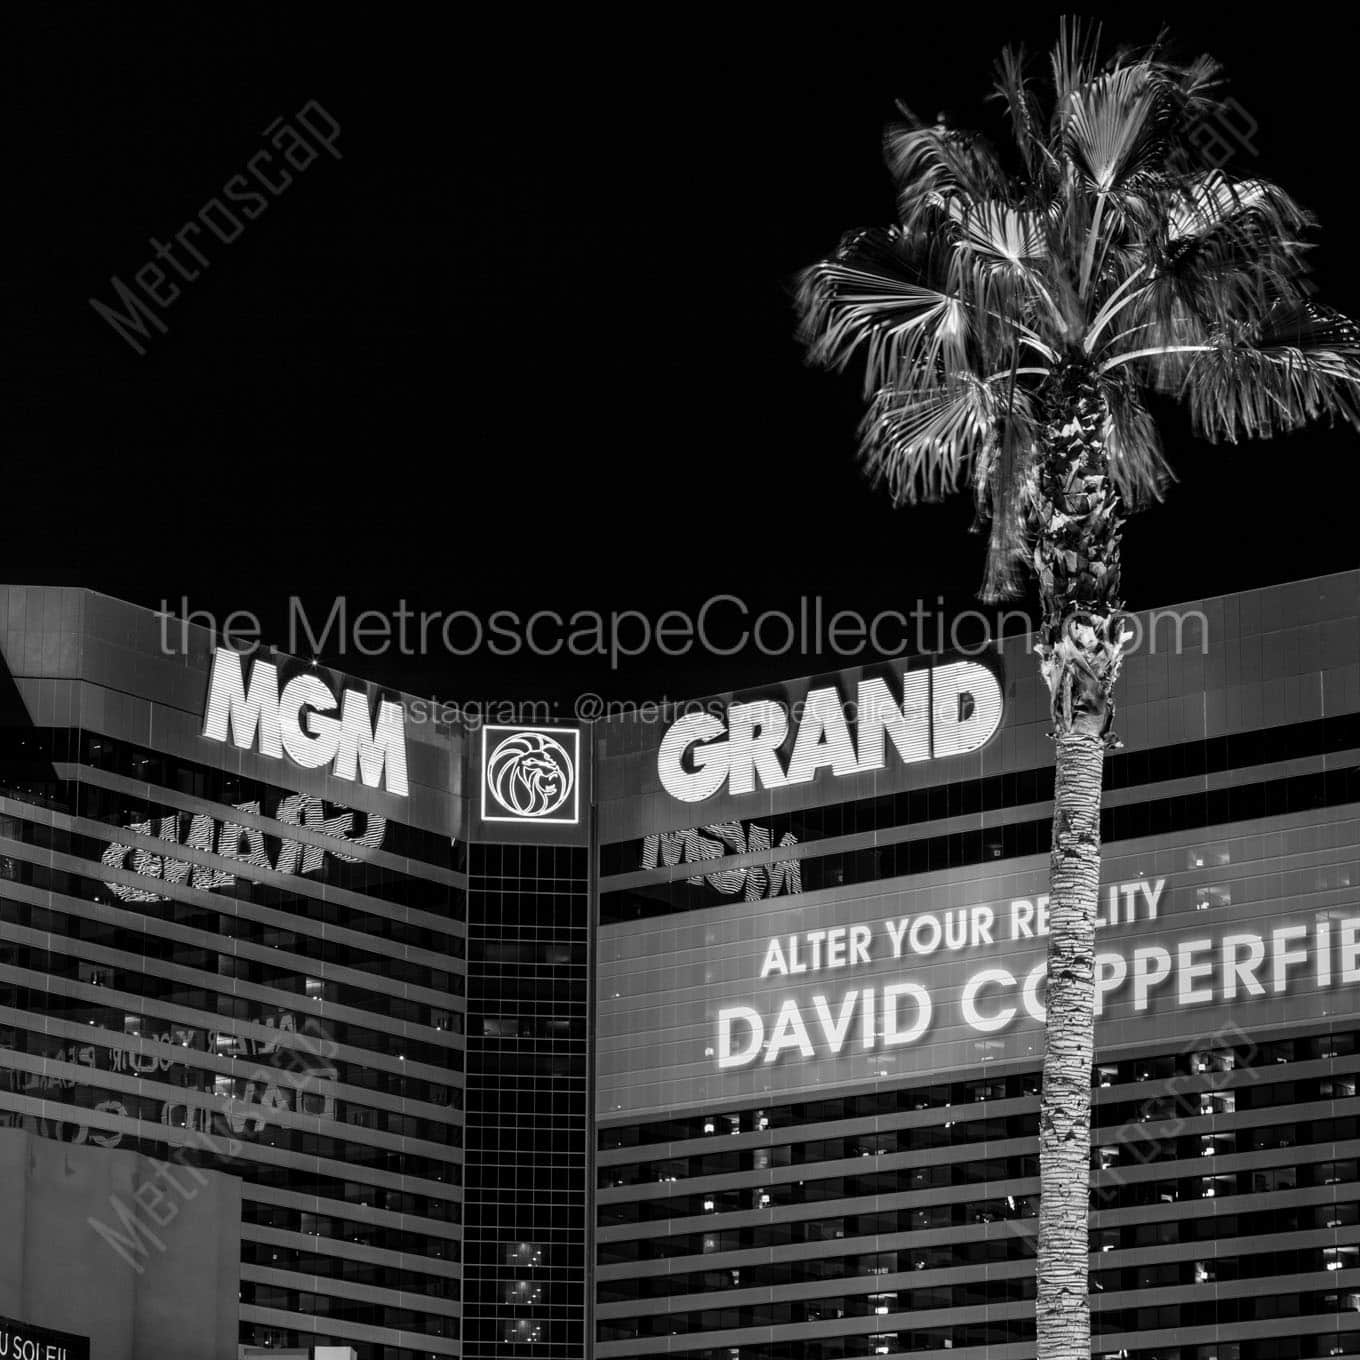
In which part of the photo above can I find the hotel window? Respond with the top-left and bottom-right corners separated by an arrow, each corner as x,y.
1192,1048 -> 1236,1074
1185,842 -> 1231,870
1195,884 -> 1232,910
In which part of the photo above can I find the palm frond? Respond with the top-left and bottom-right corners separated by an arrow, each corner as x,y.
883,116 -> 1010,233
858,376 -> 1008,504
977,399 -> 1038,601
794,23 -> 1360,612
796,228 -> 974,393
1184,301 -> 1360,441
992,44 -> 1055,182
1098,374 -> 1172,503
1049,17 -> 1103,125
1062,62 -> 1170,195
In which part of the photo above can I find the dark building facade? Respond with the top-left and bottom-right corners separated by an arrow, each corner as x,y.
591,572 -> 1360,1360
0,575 -> 1356,1360
0,589 -> 591,1360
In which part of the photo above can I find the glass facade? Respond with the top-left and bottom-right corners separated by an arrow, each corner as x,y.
1,574 -> 1356,1360
0,589 -> 466,1360
463,842 -> 590,1356
592,572 -> 1360,1359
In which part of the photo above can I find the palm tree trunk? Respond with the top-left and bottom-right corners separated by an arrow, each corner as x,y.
1036,730 -> 1103,1360
1029,371 -> 1127,1360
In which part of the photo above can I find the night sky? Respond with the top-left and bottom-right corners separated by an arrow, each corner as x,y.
11,9 -> 1359,711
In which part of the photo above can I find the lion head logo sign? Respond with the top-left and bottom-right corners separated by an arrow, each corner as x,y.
482,728 -> 578,822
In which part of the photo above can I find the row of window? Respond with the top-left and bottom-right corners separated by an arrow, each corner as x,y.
0,1112 -> 460,1223
0,983 -> 461,1107
600,713 -> 1360,871
243,1240 -> 455,1294
240,1332 -> 451,1360
600,1286 -> 1360,1342
603,1155 -> 1360,1240
0,726 -> 456,871
242,1280 -> 457,1337
71,785 -> 461,916
601,1115 -> 1360,1225
602,765 -> 1359,919
0,1022 -> 460,1143
599,1032 -> 1357,1150
242,1199 -> 459,1263
618,1334 -> 1358,1360
600,1246 -> 1360,1314
599,1200 -> 1360,1299
0,873 -> 464,1010
0,1065 -> 461,1182
606,1103 -> 1360,1199
1,935 -> 461,1069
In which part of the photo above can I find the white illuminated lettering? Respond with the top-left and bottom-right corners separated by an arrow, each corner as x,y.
850,924 -> 872,965
1142,878 -> 1166,918
1272,925 -> 1310,993
961,969 -> 1016,1033
812,992 -> 859,1055
1176,938 -> 1214,1005
656,661 -> 1004,802
279,673 -> 341,769
202,648 -> 282,757
727,700 -> 789,797
1094,953 -> 1127,1014
854,672 -> 930,771
334,691 -> 409,797
858,988 -> 876,1048
1318,921 -> 1333,988
717,1007 -> 763,1069
806,929 -> 828,971
760,938 -> 789,978
930,660 -> 1005,759
882,983 -> 931,1046
656,713 -> 730,803
785,687 -> 858,785
201,647 -> 408,796
1132,947 -> 1172,1010
765,999 -> 815,1062
1342,919 -> 1360,983
1021,961 -> 1047,1021
824,928 -> 846,968
908,914 -> 941,956
885,918 -> 909,957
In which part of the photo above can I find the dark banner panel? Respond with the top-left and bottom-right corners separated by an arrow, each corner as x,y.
597,808 -> 1360,1120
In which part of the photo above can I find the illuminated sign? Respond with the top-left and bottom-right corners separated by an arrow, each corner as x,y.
657,660 -> 1003,803
595,821 -> 1360,1120
481,726 -> 580,825
99,793 -> 385,903
0,1316 -> 89,1360
201,647 -> 408,796
642,820 -> 802,901
711,877 -> 1351,1069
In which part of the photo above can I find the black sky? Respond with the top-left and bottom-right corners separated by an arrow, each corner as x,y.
10,9 -> 1359,710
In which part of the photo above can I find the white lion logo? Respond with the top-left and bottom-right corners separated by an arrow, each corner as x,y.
486,731 -> 575,818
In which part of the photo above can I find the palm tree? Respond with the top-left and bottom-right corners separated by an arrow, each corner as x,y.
795,22 -> 1360,1360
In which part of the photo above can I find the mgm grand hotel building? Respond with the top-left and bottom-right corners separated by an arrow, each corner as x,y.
0,569 -> 1357,1360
